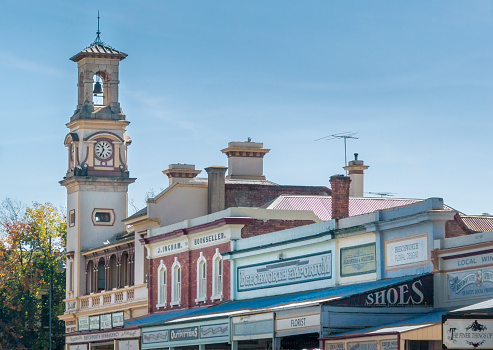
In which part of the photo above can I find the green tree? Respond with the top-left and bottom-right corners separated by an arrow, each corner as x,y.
0,199 -> 66,349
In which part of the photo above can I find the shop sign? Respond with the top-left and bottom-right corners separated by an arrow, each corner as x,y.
341,243 -> 376,277
200,323 -> 229,338
443,318 -> 493,349
70,345 -> 88,350
348,341 -> 377,350
89,315 -> 100,331
238,251 -> 332,292
381,340 -> 398,350
192,232 -> 227,248
169,326 -> 199,341
329,274 -> 433,307
142,330 -> 169,344
326,343 -> 345,350
386,235 -> 428,268
276,314 -> 320,331
112,311 -> 125,328
116,339 -> 139,350
155,239 -> 188,255
448,269 -> 493,300
443,249 -> 493,270
100,314 -> 112,330
78,316 -> 89,332
66,329 -> 140,344
66,320 -> 77,334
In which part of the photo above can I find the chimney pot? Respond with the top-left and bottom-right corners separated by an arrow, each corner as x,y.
162,164 -> 201,186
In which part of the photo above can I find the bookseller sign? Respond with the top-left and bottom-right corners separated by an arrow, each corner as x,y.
238,252 -> 332,292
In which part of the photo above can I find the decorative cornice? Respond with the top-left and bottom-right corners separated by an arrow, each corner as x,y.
221,147 -> 270,158
141,217 -> 253,245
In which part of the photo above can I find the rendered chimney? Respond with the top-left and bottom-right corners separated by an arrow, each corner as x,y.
330,174 -> 351,220
205,166 -> 228,214
343,153 -> 369,198
162,164 -> 201,186
221,139 -> 270,180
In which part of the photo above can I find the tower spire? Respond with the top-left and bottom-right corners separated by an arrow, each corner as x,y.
93,11 -> 103,45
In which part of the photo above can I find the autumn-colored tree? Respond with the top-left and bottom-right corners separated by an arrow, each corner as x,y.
0,199 -> 66,349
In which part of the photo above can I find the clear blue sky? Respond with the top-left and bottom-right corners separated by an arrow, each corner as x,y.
1,1 -> 493,215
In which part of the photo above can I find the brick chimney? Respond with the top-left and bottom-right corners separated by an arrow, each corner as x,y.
343,153 -> 369,198
162,164 -> 201,186
330,174 -> 351,220
221,139 -> 270,180
205,166 -> 228,214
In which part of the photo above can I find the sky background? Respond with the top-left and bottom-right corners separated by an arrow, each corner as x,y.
1,1 -> 493,216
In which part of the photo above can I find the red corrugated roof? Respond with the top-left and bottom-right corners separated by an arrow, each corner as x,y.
268,195 -> 423,221
460,215 -> 493,233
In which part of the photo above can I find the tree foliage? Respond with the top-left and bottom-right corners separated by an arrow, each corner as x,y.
0,199 -> 66,349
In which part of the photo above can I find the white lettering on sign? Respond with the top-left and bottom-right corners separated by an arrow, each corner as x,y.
193,232 -> 226,247
365,280 -> 425,306
386,235 -> 428,268
239,252 -> 332,291
277,314 -> 320,331
157,241 -> 187,254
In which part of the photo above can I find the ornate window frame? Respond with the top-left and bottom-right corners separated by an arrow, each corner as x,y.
156,260 -> 167,308
211,248 -> 223,301
195,252 -> 207,303
171,257 -> 181,306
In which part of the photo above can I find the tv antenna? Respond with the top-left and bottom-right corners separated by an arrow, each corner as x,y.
367,192 -> 396,198
315,132 -> 359,173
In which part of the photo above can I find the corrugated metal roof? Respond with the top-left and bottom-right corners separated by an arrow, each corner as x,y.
268,195 -> 423,221
459,215 -> 493,233
452,298 -> 493,312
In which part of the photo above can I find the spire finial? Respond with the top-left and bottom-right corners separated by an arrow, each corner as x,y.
93,11 -> 103,45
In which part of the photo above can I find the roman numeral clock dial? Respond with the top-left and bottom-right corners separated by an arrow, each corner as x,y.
95,141 -> 113,159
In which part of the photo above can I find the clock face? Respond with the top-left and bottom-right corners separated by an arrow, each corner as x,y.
95,141 -> 113,159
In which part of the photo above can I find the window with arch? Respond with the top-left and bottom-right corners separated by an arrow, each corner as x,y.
93,73 -> 104,105
171,258 -> 181,306
212,249 -> 223,300
97,258 -> 106,291
157,261 -> 167,308
196,253 -> 207,303
86,260 -> 94,295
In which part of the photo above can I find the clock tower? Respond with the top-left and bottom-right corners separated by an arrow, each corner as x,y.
60,26 -> 135,300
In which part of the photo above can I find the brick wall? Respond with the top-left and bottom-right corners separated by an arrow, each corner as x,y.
241,219 -> 316,238
329,175 -> 351,219
225,184 -> 330,208
148,241 -> 230,314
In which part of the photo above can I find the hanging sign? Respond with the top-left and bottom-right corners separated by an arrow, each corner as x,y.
329,274 -> 433,307
89,315 -> 100,331
443,318 -> 493,349
112,311 -> 125,328
100,314 -> 112,330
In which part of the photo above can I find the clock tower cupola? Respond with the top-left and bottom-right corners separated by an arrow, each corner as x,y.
60,17 -> 135,299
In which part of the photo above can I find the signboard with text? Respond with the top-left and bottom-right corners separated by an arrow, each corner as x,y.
448,269 -> 493,300
238,252 -> 332,292
443,317 -> 493,349
329,274 -> 433,307
385,235 -> 428,268
341,243 -> 376,277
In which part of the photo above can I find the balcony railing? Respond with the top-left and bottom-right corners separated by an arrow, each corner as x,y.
64,284 -> 146,313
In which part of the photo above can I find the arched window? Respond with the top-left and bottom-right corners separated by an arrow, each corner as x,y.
121,252 -> 129,288
93,74 -> 104,105
86,260 -> 94,295
109,255 -> 117,289
171,258 -> 181,306
97,258 -> 105,291
157,260 -> 167,308
212,249 -> 223,301
196,252 -> 207,303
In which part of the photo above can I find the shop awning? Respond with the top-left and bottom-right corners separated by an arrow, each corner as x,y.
451,298 -> 493,313
322,310 -> 446,339
129,274 -> 431,328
